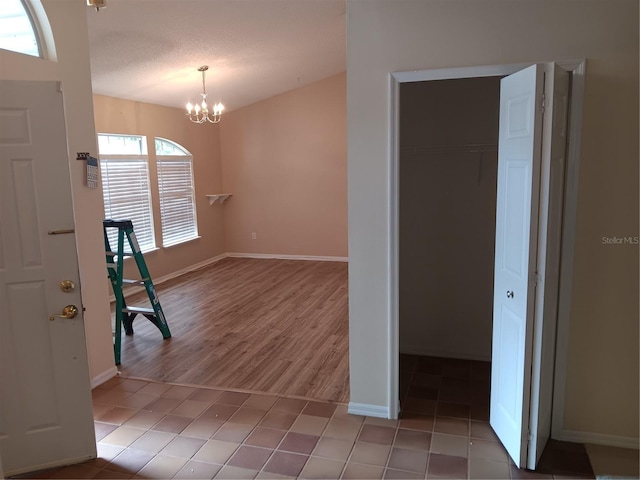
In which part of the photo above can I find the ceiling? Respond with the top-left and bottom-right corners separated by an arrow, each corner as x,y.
86,0 -> 346,113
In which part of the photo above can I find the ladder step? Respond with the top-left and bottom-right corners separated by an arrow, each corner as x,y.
106,251 -> 134,256
104,219 -> 134,229
122,278 -> 146,286
107,263 -> 142,270
123,306 -> 156,315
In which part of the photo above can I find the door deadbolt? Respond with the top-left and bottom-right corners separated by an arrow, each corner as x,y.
60,280 -> 75,292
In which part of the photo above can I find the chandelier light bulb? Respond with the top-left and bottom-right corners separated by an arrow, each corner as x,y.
186,66 -> 224,124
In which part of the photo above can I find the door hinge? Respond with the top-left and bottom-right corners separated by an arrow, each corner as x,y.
541,93 -> 546,114
530,272 -> 542,286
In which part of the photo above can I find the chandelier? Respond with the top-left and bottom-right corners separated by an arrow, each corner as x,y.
87,0 -> 107,11
186,66 -> 224,124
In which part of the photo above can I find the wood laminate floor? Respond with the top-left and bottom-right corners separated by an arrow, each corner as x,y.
116,257 -> 349,403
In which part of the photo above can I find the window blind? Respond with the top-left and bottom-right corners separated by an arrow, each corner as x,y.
100,155 -> 156,253
157,156 -> 198,247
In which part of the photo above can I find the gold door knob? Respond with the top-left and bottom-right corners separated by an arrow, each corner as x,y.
60,280 -> 75,292
49,305 -> 79,321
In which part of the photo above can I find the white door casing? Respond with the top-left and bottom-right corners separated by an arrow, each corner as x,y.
490,64 -> 544,468
0,80 -> 96,475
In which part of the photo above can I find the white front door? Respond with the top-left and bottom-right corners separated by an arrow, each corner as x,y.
490,63 -> 569,469
0,80 -> 96,475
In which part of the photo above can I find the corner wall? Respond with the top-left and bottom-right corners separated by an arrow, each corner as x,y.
220,73 -> 347,258
347,0 -> 639,444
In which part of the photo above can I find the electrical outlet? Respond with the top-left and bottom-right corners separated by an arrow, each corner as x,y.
251,232 -> 257,240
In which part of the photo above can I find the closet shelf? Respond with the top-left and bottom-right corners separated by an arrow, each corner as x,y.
206,194 -> 232,205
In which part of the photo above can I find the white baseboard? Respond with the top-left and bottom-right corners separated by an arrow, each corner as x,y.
555,429 -> 639,450
399,345 -> 491,362
227,252 -> 348,262
109,252 -> 347,302
91,366 -> 119,389
156,252 -> 230,280
109,253 -> 229,302
348,402 -> 390,419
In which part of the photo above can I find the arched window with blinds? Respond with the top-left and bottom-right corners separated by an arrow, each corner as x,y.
155,137 -> 198,247
97,135 -> 198,250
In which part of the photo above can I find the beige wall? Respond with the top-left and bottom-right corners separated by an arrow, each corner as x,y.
93,95 -> 227,282
399,77 -> 500,360
0,0 -> 114,385
347,0 -> 638,444
220,73 -> 347,258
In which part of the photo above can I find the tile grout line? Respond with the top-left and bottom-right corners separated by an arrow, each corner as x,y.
255,399 -> 313,478
336,414 -> 368,479
381,422 -> 399,475
304,404 -> 357,478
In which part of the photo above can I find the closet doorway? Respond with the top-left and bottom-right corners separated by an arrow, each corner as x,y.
392,61 -> 585,470
398,76 -> 501,364
397,76 -> 501,464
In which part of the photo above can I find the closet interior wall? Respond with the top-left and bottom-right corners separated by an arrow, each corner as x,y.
399,76 -> 502,361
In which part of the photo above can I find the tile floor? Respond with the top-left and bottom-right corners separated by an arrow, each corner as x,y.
15,355 -> 597,479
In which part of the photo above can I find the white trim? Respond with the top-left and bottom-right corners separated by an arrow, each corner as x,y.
389,60 -> 585,440
556,429 -> 640,450
139,251 -> 229,282
348,402 -> 390,419
108,252 -> 348,302
551,60 -> 587,439
24,0 -> 56,61
388,73 -> 400,420
227,253 -> 348,262
393,63 -> 527,83
90,366 -> 119,389
108,253 -> 229,301
392,60 -> 585,83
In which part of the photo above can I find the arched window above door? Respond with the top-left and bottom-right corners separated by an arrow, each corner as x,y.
0,0 -> 41,57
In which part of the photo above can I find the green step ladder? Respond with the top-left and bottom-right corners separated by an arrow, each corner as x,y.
103,219 -> 171,365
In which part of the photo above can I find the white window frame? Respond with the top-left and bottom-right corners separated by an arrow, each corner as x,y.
155,138 -> 199,247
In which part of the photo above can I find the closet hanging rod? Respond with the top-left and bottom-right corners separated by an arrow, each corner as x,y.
401,144 -> 497,155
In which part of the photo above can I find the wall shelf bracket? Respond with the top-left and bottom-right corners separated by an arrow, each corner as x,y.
206,194 -> 232,205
